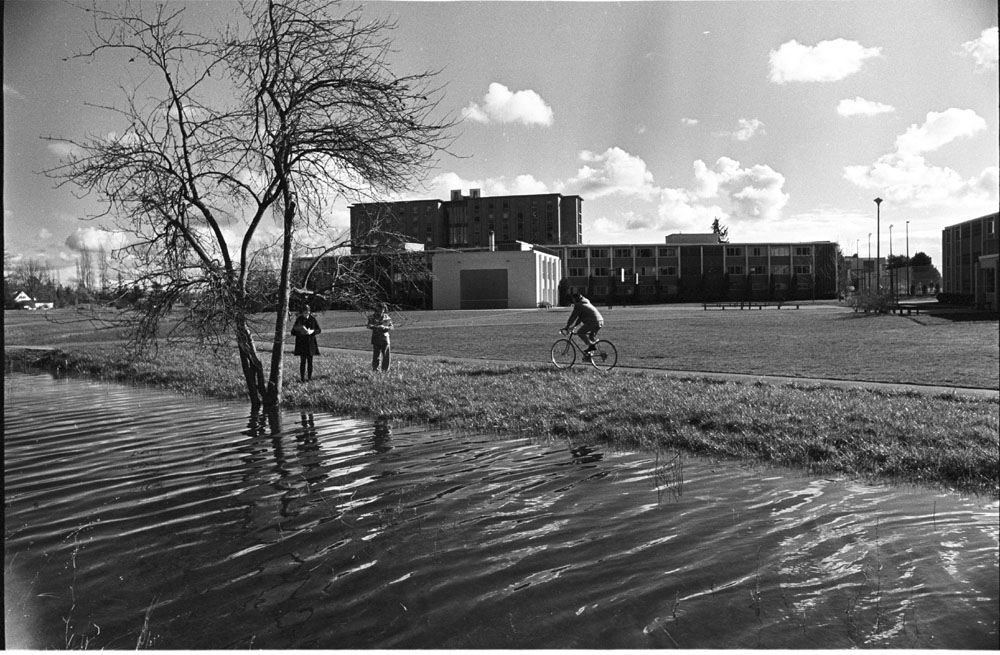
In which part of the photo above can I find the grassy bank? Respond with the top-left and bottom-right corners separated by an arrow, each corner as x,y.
6,343 -> 997,497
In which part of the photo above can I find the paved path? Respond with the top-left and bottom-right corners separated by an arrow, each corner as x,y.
8,343 -> 998,400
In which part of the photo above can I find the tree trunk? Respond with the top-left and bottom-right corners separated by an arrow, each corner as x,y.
235,319 -> 266,408
266,199 -> 296,409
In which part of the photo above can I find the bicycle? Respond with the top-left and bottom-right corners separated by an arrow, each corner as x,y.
550,328 -> 618,371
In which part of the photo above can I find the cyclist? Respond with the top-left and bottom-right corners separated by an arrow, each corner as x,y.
563,292 -> 604,357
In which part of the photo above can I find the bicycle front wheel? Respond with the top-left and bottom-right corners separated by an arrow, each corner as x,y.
550,339 -> 576,369
589,340 -> 618,371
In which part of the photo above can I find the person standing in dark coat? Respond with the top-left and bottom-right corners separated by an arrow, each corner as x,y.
291,305 -> 321,382
367,303 -> 394,372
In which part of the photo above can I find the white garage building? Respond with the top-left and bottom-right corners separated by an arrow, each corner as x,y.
431,243 -> 561,310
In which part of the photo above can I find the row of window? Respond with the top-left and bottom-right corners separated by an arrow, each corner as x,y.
566,245 -> 814,259
567,264 -> 813,277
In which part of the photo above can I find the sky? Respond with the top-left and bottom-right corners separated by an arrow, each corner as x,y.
4,0 -> 998,285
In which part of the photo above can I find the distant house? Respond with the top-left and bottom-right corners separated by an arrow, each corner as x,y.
13,291 -> 53,310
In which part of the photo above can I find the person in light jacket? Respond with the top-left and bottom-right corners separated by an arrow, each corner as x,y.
367,303 -> 394,372
291,305 -> 321,382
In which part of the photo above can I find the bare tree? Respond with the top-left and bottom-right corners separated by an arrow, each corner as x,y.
46,0 -> 454,408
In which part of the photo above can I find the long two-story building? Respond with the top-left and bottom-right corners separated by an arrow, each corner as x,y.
549,234 -> 840,304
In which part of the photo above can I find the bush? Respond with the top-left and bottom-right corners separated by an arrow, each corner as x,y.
849,289 -> 893,313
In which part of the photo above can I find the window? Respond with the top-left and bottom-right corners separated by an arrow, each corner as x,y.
727,265 -> 744,275
750,247 -> 764,257
590,248 -> 609,258
569,248 -> 587,259
794,265 -> 812,274
794,246 -> 812,256
637,248 -> 653,258
614,247 -> 633,258
749,265 -> 767,275
772,264 -> 790,275
658,247 -> 677,257
659,266 -> 677,276
593,267 -> 608,277
726,247 -> 743,257
568,267 -> 586,277
770,246 -> 790,257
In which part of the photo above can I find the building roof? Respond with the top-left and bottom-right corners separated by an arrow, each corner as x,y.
663,233 -> 721,245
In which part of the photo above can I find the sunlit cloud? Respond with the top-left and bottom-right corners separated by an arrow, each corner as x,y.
46,141 -> 86,159
681,117 -> 699,126
567,147 -> 657,199
844,108 -> 996,207
714,118 -> 765,141
461,82 -> 554,126
64,226 -> 130,253
3,83 -> 25,100
837,97 -> 895,117
961,26 -> 998,71
894,108 -> 987,155
769,39 -> 881,83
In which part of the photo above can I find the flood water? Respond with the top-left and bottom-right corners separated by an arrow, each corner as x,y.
4,371 -> 998,649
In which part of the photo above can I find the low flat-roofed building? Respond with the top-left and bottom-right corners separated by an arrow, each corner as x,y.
942,212 -> 998,310
432,242 -> 560,310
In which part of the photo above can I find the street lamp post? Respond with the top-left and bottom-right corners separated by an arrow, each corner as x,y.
874,197 -> 883,292
889,224 -> 894,300
867,232 -> 872,291
905,221 -> 910,297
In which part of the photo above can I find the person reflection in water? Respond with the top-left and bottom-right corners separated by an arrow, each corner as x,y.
371,417 -> 393,454
291,304 -> 321,382
367,303 -> 394,372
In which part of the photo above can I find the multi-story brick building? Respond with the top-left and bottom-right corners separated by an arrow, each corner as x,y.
350,189 -> 583,251
549,234 -> 840,304
942,212 -> 998,310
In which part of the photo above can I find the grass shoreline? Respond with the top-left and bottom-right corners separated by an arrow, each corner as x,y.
5,343 -> 998,498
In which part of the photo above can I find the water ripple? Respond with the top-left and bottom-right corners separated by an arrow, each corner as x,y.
4,371 -> 998,650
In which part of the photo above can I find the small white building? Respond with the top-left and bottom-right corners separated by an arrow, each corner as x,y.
431,243 -> 561,310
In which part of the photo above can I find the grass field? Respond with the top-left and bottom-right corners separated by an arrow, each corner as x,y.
6,303 -> 995,388
5,305 -> 998,496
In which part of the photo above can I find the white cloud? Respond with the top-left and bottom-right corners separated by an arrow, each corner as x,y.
567,147 -> 658,199
3,83 -> 25,100
837,97 -> 895,117
769,39 -> 881,83
894,108 -> 987,155
422,172 -> 549,199
65,226 -> 129,253
961,26 -> 998,71
681,117 -> 699,126
47,141 -> 86,159
655,157 -> 790,233
844,109 -> 996,208
38,228 -> 53,240
461,82 -> 554,126
845,154 -> 998,208
733,118 -> 765,141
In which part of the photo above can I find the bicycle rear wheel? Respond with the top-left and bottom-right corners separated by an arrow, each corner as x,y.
550,339 -> 576,369
589,340 -> 618,371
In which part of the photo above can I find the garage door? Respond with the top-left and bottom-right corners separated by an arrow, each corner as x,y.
460,269 -> 508,309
